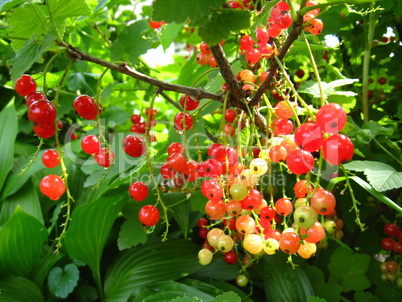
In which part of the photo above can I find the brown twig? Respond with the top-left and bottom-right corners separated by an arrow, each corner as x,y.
158,91 -> 182,111
249,14 -> 304,108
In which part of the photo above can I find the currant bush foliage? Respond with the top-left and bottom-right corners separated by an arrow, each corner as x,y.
0,0 -> 401,301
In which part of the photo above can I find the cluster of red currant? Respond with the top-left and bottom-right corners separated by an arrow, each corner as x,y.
381,223 -> 402,255
228,0 -> 254,10
379,260 -> 402,286
195,41 -> 223,67
173,95 -> 200,131
130,107 -> 157,142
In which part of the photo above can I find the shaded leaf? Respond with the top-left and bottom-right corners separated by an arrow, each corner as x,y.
64,193 -> 125,283
118,201 -> 148,250
198,9 -> 251,46
30,253 -> 63,290
160,22 -> 184,51
211,291 -> 241,302
0,276 -> 44,302
48,263 -> 80,299
152,0 -> 225,24
164,192 -> 190,238
0,100 -> 17,192
328,246 -> 371,292
104,238 -> 203,302
304,265 -> 342,302
344,160 -> 402,191
354,291 -> 381,302
0,207 -> 48,278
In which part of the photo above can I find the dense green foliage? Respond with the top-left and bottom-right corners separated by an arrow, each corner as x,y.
0,0 -> 402,301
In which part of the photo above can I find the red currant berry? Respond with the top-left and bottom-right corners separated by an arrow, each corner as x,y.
180,95 -> 200,111
384,223 -> 399,237
73,95 -> 99,120
322,134 -> 354,165
174,112 -> 193,131
381,237 -> 395,251
200,41 -> 211,55
272,118 -> 293,136
245,48 -> 261,65
208,143 -> 227,161
279,232 -> 301,254
33,124 -> 55,139
139,205 -> 160,226
240,188 -> 262,210
39,174 -> 66,200
310,188 -> 336,216
240,35 -> 254,51
286,149 -> 315,175
131,114 -> 141,124
294,180 -> 313,198
201,179 -> 223,202
294,122 -> 324,152
275,198 -> 293,216
274,101 -> 294,119
225,109 -> 236,123
122,135 -> 146,157
304,221 -> 325,244
256,26 -> 269,43
394,241 -> 402,255
269,145 -> 288,162
197,217 -> 208,228
25,92 -> 47,107
93,148 -> 115,168
145,107 -> 157,120
167,142 -> 184,155
81,135 -> 100,155
42,149 -> 60,168
15,74 -> 37,97
196,53 -> 209,65
28,100 -> 57,127
378,77 -> 387,85
160,163 -> 176,179
129,181 -> 149,201
205,200 -> 226,220
182,160 -> 198,182
316,103 -> 347,134
224,250 -> 238,264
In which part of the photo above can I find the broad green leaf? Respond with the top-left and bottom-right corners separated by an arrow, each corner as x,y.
118,201 -> 149,250
328,246 -> 371,292
111,20 -> 154,64
0,207 -> 48,278
0,180 -> 44,227
261,254 -> 314,302
198,9 -> 251,46
180,279 -> 247,301
48,263 -> 80,299
344,160 -> 402,192
160,22 -> 184,51
0,276 -> 44,302
104,238 -> 203,302
29,253 -> 63,290
171,297 -> 201,302
327,91 -> 357,113
0,0 -> 25,12
7,3 -> 49,51
0,100 -> 17,192
164,192 -> 190,238
354,291 -> 381,302
212,291 -> 241,302
64,193 -> 125,285
304,265 -> 342,302
47,0 -> 91,24
152,0 -> 225,24
307,297 -> 327,302
298,78 -> 359,98
9,30 -> 57,82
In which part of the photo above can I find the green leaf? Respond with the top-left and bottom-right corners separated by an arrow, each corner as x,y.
349,176 -> 402,213
152,0 -> 226,24
354,291 -> 381,302
30,253 -> 63,290
327,91 -> 357,113
307,297 -> 327,302
212,291 -> 242,302
328,246 -> 371,292
104,238 -> 203,302
261,254 -> 314,302
9,30 -> 57,82
198,9 -> 251,46
160,22 -> 184,51
48,263 -> 80,299
118,201 -> 148,250
204,61 -> 242,93
304,265 -> 342,302
0,276 -> 44,302
64,193 -> 125,284
0,207 -> 48,278
344,160 -> 402,192
164,192 -> 190,238
111,20 -> 154,64
47,0 -> 91,24
0,180 -> 44,227
0,0 -> 25,12
0,100 -> 17,192
298,78 -> 359,98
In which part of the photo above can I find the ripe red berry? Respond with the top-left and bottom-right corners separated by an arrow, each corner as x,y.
73,95 -> 99,120
174,112 -> 193,131
240,188 -> 263,210
196,53 -> 209,65
272,118 -> 293,136
316,103 -> 347,134
245,48 -> 261,65
322,134 -> 354,165
122,135 -> 146,157
139,205 -> 160,226
131,114 -> 141,124
378,77 -> 387,85
33,124 -> 55,139
167,142 -> 184,155
129,181 -> 149,201
81,135 -> 100,154
381,237 -> 395,251
42,149 -> 60,168
275,198 -> 293,216
28,100 -> 57,127
180,95 -> 200,111
294,122 -> 324,152
279,232 -> 301,254
39,174 -> 66,200
394,241 -> 402,255
224,250 -> 238,264
201,179 -> 223,202
310,188 -> 336,216
286,149 -> 315,175
200,41 -> 211,55
384,223 -> 399,237
93,148 -> 115,168
256,27 -> 269,43
225,109 -> 237,123
25,92 -> 47,107
205,199 -> 226,220
240,35 -> 254,51
15,74 -> 37,97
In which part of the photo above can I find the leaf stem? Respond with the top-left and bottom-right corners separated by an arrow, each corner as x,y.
18,138 -> 44,175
